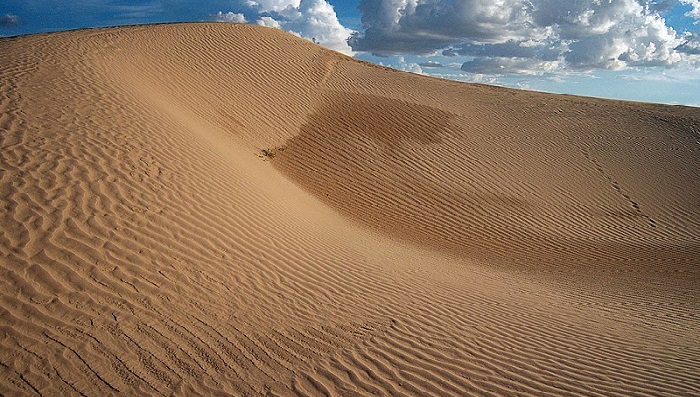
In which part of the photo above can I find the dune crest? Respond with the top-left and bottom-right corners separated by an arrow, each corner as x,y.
1,23 -> 699,396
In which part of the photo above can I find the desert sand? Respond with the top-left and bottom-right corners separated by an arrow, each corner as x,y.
1,23 -> 699,396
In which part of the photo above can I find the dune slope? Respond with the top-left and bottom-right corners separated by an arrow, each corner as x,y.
1,23 -> 699,396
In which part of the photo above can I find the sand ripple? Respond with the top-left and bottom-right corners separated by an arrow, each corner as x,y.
1,24 -> 699,396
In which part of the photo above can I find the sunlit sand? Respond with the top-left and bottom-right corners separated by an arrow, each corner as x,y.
1,23 -> 699,396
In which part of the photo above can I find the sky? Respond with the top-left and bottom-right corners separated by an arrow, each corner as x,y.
1,1 -> 700,106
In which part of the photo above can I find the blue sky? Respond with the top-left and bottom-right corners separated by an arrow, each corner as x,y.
2,0 -> 699,106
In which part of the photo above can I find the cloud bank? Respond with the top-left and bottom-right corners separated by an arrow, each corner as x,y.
349,0 -> 700,73
217,0 -> 354,54
3,0 -> 697,74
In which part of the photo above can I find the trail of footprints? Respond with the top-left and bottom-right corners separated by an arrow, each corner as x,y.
582,149 -> 657,228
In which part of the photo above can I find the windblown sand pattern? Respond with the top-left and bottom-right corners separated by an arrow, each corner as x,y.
1,23 -> 699,396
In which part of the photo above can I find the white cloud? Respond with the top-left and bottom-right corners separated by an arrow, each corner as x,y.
219,0 -> 355,55
396,56 -> 423,73
677,32 -> 700,54
549,0 -> 683,69
461,57 -> 562,75
431,71 -> 505,85
468,73 -> 500,84
256,16 -> 283,28
0,13 -> 20,27
349,0 -> 697,72
349,0 -> 544,55
214,12 -> 247,23
680,0 -> 700,21
245,0 -> 300,12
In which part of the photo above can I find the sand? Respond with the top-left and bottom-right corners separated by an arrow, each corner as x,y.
1,23 -> 699,396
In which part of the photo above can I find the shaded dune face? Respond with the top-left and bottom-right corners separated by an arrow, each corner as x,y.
1,23 -> 700,396
277,90 -> 700,278
277,92 -> 531,257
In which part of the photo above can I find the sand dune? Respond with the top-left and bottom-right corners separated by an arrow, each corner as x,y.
1,23 -> 699,396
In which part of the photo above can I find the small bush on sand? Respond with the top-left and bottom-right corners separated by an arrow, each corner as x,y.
259,146 -> 285,160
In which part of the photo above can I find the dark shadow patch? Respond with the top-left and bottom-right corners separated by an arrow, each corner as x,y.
274,92 -> 532,259
299,91 -> 450,148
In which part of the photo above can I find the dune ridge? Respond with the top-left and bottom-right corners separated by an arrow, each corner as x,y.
1,23 -> 699,396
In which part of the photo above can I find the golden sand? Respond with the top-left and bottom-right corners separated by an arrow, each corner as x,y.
1,23 -> 699,396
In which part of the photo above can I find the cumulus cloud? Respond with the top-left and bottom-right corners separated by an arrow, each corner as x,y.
349,0 -> 545,55
443,39 -> 562,62
677,32 -> 700,54
0,13 -> 20,27
349,0 -> 697,72
214,12 -> 247,23
218,0 -> 354,54
396,56 -> 423,73
461,57 -> 561,75
256,16 -> 283,28
419,61 -> 444,68
245,0 -> 299,12
680,0 -> 700,20
648,0 -> 679,13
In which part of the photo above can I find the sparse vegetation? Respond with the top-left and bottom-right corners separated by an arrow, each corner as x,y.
259,146 -> 285,160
